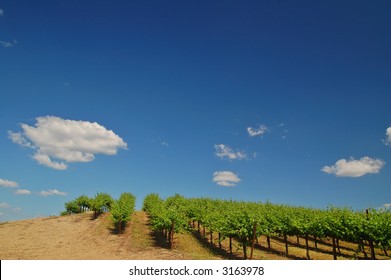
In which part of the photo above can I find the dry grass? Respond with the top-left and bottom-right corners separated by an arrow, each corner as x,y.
0,211 -> 389,260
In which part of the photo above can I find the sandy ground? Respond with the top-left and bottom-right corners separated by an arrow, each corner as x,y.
0,212 -> 188,260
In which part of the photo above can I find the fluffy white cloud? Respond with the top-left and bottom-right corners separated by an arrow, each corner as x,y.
0,178 -> 19,188
214,144 -> 247,160
9,116 -> 128,170
0,202 -> 10,208
14,189 -> 31,195
38,189 -> 67,197
247,125 -> 268,137
321,157 -> 385,177
212,171 -> 241,187
383,127 -> 391,146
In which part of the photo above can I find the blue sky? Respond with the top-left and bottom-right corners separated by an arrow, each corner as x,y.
1,0 -> 390,221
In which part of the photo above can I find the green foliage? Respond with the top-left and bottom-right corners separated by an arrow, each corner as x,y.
90,192 -> 114,218
142,193 -> 161,212
64,199 -> 79,214
75,195 -> 92,213
143,193 -> 391,256
111,192 -> 136,234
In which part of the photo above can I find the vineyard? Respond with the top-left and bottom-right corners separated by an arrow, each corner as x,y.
143,194 -> 391,260
59,192 -> 391,260
63,192 -> 135,234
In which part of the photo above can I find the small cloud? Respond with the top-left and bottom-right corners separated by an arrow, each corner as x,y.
212,171 -> 241,187
383,127 -> 391,146
0,178 -> 19,188
160,140 -> 169,147
38,189 -> 67,196
9,116 -> 128,170
377,203 -> 391,211
247,125 -> 268,137
214,144 -> 247,161
0,202 -> 10,208
14,189 -> 31,195
151,137 -> 169,147
33,153 -> 67,170
0,9 -> 4,16
321,156 -> 385,177
0,40 -> 17,48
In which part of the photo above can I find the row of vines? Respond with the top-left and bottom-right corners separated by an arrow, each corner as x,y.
62,192 -> 135,234
143,194 -> 391,259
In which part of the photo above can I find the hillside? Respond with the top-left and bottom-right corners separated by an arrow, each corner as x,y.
0,211 -> 220,260
0,211 -> 389,260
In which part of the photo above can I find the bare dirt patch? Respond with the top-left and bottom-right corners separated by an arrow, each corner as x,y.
0,211 -> 201,260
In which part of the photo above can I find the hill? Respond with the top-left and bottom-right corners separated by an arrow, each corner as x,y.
0,211 -> 389,260
0,211 -> 220,260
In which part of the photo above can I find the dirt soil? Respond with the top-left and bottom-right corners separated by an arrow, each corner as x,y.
1,211 -> 389,260
0,211 -> 200,260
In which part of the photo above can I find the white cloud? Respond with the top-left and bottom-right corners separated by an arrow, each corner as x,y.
8,131 -> 33,147
9,116 -> 128,170
212,171 -> 241,187
214,144 -> 247,161
33,153 -> 67,170
0,9 -> 4,16
0,202 -> 10,208
247,125 -> 268,137
0,178 -> 19,188
321,156 -> 385,177
383,203 -> 391,209
38,189 -> 67,196
14,189 -> 31,195
0,40 -> 16,48
383,127 -> 391,146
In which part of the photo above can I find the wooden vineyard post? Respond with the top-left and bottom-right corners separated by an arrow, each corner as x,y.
284,234 -> 289,256
118,218 -> 122,234
366,209 -> 376,260
332,237 -> 337,260
250,222 -> 257,260
305,234 -> 310,259
170,221 -> 175,250
369,240 -> 376,260
360,240 -> 368,259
